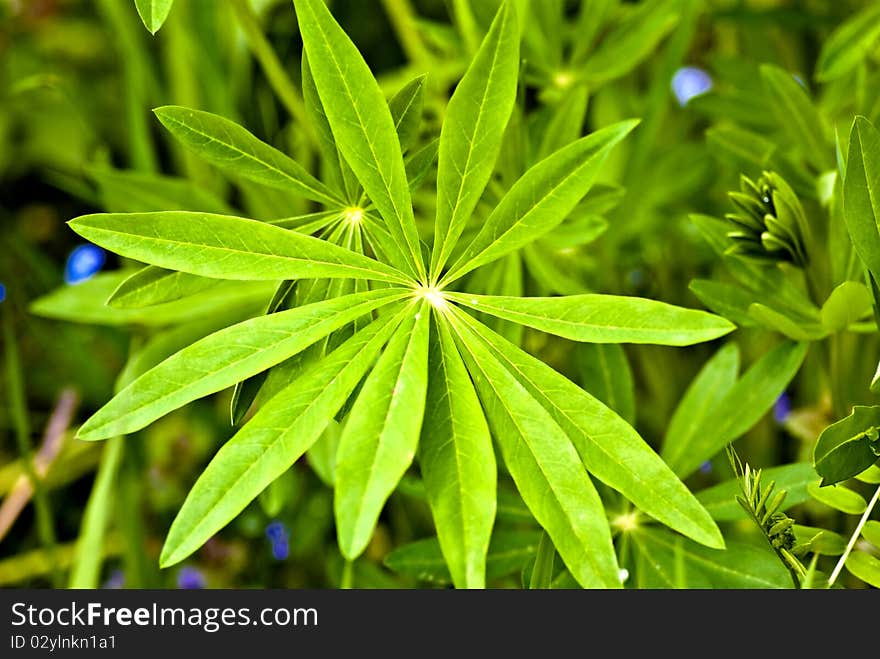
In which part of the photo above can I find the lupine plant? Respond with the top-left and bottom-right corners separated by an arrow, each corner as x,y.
4,0 -> 880,589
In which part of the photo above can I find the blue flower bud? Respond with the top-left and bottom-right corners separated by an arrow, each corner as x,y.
0,283 -> 5,303
774,392 -> 791,424
64,243 -> 105,285
176,566 -> 206,589
671,67 -> 712,106
265,520 -> 287,541
271,538 -> 289,561
699,461 -> 712,475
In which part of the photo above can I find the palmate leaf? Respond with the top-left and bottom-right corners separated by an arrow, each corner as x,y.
76,289 -> 408,441
154,106 -> 340,206
335,305 -> 430,560
452,308 -> 723,550
293,0 -> 425,281
447,308 -> 621,588
68,212 -> 411,285
430,0 -> 520,277
419,315 -> 496,589
160,305 -> 410,567
442,120 -> 639,284
447,292 -> 735,345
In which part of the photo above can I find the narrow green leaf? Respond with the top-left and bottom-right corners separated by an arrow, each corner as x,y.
537,86 -> 589,161
807,481 -> 867,515
160,307 -> 407,567
68,212 -> 412,285
107,266 -> 216,309
663,343 -> 740,469
430,0 -> 520,277
816,3 -> 880,82
664,341 -> 808,478
454,310 -> 724,550
820,281 -> 872,331
383,530 -> 542,585
814,406 -> 880,486
335,305 -> 430,560
844,117 -> 880,282
30,273 -> 273,327
845,551 -> 880,588
388,75 -> 427,153
760,65 -> 830,171
448,310 -> 622,588
634,528 -> 791,589
748,303 -> 828,341
688,279 -> 757,327
419,315 -> 496,588
575,343 -> 635,425
68,438 -> 123,587
154,106 -> 339,205
77,289 -> 407,441
134,0 -> 174,34
697,462 -> 816,521
447,292 -> 735,345
294,0 -> 424,280
89,167 -> 232,214
443,121 -> 638,283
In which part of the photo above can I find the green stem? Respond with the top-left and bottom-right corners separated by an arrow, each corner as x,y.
3,307 -> 61,587
340,559 -> 354,589
828,482 -> 880,587
528,531 -> 555,589
380,0 -> 431,64
230,0 -> 314,144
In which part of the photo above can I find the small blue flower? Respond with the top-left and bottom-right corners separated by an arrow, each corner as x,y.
0,283 -> 6,303
64,244 -> 106,285
774,392 -> 791,424
265,520 -> 287,541
671,67 -> 713,106
271,538 -> 289,561
699,461 -> 712,475
176,566 -> 206,589
102,569 -> 125,589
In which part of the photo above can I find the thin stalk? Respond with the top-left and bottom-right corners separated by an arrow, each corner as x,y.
230,0 -> 314,145
3,308 -> 61,586
528,531 -> 555,589
828,482 -> 880,587
340,559 -> 354,589
380,0 -> 431,64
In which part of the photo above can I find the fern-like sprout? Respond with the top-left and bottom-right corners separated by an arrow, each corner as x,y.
726,446 -> 813,588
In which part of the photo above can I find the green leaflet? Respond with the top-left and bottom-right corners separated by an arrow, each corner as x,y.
447,292 -> 735,345
335,305 -> 429,560
294,0 -> 424,280
160,306 -> 408,567
632,528 -> 791,589
820,281 -> 872,332
816,3 -> 880,82
419,315 -> 496,588
575,343 -> 635,424
89,167 -> 232,214
814,406 -> 880,486
846,551 -> 880,588
447,309 -> 621,588
383,530 -> 542,586
688,279 -> 758,327
154,106 -> 340,206
578,0 -> 680,84
77,289 -> 407,441
430,0 -> 520,277
68,212 -> 411,285
134,0 -> 174,34
760,65 -> 830,171
537,86 -> 589,161
388,75 -> 427,154
453,310 -> 723,550
844,117 -> 880,283
107,266 -> 217,309
807,481 -> 867,515
442,120 -> 638,284
30,272 -> 273,327
696,462 -> 816,521
663,341 -> 808,479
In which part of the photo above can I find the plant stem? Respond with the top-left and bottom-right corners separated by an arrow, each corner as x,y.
380,0 -> 430,64
528,531 -> 555,589
3,307 -> 61,587
340,559 -> 354,589
827,482 -> 880,587
230,0 -> 314,144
